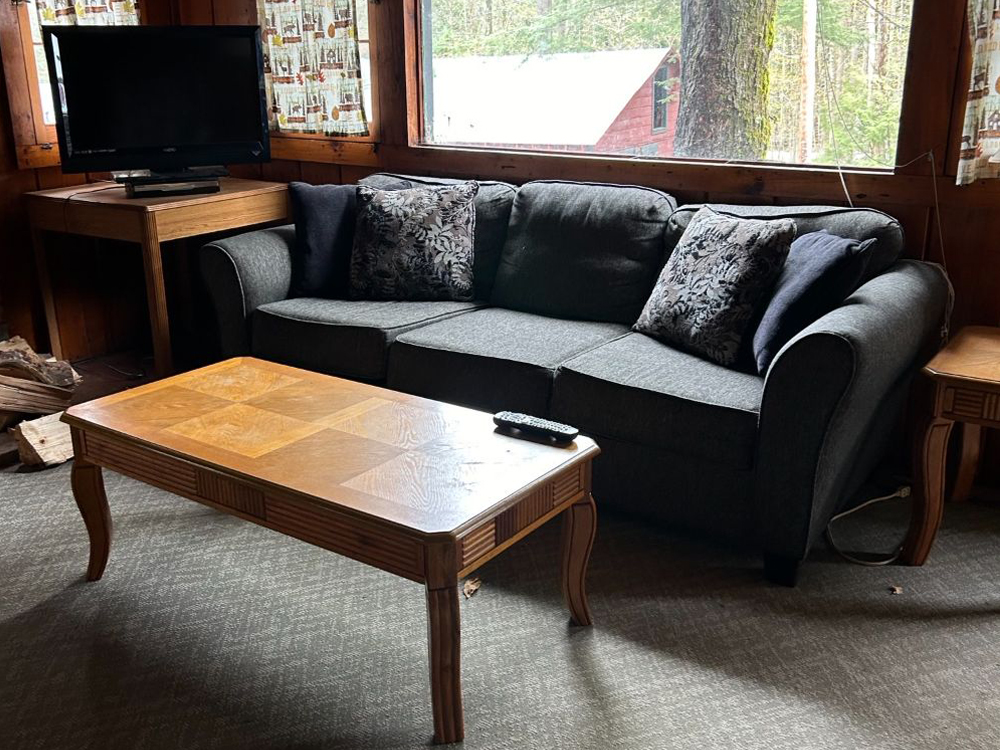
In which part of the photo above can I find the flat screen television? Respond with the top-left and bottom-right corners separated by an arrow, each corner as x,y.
43,25 -> 269,175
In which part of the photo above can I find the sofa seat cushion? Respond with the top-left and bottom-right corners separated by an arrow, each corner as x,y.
388,308 -> 629,415
251,298 -> 482,381
551,332 -> 764,470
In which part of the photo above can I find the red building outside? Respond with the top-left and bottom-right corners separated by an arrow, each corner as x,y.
429,48 -> 680,158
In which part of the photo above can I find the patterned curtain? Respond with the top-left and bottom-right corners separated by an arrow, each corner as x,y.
958,1 -> 1000,185
257,0 -> 369,137
29,2 -> 140,125
35,0 -> 139,26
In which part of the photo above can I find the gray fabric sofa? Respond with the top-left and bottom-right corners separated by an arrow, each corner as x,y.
200,173 -> 951,585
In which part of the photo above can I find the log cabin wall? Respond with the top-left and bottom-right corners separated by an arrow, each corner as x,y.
0,1 -> 996,376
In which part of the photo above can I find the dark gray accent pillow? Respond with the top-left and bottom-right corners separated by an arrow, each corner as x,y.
753,230 -> 876,374
350,182 -> 479,302
288,182 -> 357,299
634,208 -> 796,367
490,180 -> 677,324
359,173 -> 516,300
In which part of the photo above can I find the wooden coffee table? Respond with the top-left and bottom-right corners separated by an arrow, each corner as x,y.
62,357 -> 599,744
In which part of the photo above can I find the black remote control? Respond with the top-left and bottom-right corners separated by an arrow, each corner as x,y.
493,411 -> 579,443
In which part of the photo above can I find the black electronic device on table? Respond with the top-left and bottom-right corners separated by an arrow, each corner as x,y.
43,25 -> 270,198
493,412 -> 580,444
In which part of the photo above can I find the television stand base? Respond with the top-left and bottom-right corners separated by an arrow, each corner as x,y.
124,180 -> 221,199
115,167 -> 228,199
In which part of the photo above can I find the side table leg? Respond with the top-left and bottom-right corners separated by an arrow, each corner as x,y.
901,417 -> 954,566
560,494 -> 597,626
951,423 -> 983,503
71,457 -> 112,581
30,227 -> 65,360
426,583 -> 463,744
139,215 -> 174,377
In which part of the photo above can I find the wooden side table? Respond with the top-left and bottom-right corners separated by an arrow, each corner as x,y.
26,178 -> 290,377
902,326 -> 999,564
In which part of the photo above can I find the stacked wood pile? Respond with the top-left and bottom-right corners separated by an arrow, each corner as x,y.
0,337 -> 79,467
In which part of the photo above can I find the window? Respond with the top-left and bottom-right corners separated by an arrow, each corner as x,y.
30,2 -> 140,126
419,0 -> 915,167
1,1 -> 141,169
257,0 -> 372,138
652,65 -> 672,132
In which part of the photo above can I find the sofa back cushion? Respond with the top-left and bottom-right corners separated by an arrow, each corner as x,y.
665,204 -> 903,284
359,172 -> 516,300
490,180 -> 677,324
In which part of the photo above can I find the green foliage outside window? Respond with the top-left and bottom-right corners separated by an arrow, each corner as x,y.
424,0 -> 914,167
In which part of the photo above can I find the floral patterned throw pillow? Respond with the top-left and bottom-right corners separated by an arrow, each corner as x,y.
634,208 -> 796,367
349,182 -> 479,301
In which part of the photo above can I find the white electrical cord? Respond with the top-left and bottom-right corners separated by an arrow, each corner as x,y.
825,485 -> 911,566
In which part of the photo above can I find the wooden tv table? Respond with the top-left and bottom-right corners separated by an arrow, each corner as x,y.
63,357 -> 599,744
27,178 -> 290,377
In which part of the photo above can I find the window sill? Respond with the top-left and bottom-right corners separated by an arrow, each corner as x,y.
270,134 -> 379,166
374,142 -> 993,209
407,141 -> 895,176
15,137 -> 382,172
18,143 -> 60,170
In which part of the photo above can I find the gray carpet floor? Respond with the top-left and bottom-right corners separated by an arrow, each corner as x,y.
2,464 -> 1000,750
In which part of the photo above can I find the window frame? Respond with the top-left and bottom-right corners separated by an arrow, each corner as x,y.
265,0 -> 380,166
401,0 -> 964,182
651,65 -> 671,134
1,1 -> 61,169
0,0 -> 382,170
0,0 -> 968,185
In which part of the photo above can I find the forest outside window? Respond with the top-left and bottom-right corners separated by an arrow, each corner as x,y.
419,0 -> 915,167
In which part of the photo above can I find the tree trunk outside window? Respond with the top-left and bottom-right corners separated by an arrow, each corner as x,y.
674,0 -> 778,161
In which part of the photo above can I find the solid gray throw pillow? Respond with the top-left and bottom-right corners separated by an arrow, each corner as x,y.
634,207 -> 796,367
349,182 -> 479,302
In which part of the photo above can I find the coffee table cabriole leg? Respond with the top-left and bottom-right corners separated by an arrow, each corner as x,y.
560,493 -> 597,626
425,542 -> 464,744
70,448 -> 112,581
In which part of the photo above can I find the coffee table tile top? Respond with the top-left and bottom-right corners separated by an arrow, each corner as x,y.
64,357 -> 598,535
321,399 -> 460,450
165,403 -> 327,459
245,381 -> 376,422
94,385 -> 231,432
178,364 -> 300,401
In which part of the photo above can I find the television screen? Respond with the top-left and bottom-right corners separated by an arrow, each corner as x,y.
44,26 -> 269,174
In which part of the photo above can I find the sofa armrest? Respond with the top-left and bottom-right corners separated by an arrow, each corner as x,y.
200,225 -> 295,357
755,260 -> 950,561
